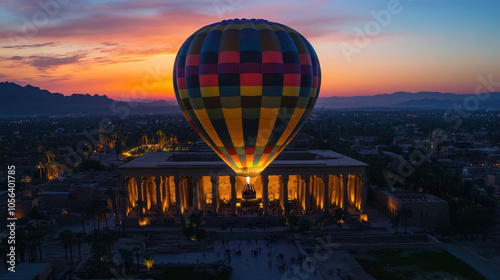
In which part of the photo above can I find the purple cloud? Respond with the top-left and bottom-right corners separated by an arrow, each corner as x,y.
2,42 -> 58,49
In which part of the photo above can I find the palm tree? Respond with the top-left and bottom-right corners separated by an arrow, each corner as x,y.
143,255 -> 155,270
136,199 -> 144,215
334,207 -> 345,227
85,229 -> 102,245
80,212 -> 87,234
88,241 -> 114,278
117,189 -> 129,233
102,227 -> 119,256
0,245 -> 9,269
391,212 -> 401,234
26,221 -> 43,262
132,247 -> 141,268
98,206 -> 110,228
287,213 -> 299,231
156,129 -> 166,150
36,162 -> 44,180
316,211 -> 333,232
398,207 -> 413,234
21,174 -> 32,186
15,228 -> 27,262
106,188 -> 119,225
59,229 -> 74,264
119,248 -> 134,274
90,199 -> 107,229
75,232 -> 85,262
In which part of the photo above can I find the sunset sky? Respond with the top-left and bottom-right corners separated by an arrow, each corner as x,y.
1,0 -> 499,101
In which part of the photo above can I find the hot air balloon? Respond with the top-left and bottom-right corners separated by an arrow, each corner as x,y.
173,18 -> 321,199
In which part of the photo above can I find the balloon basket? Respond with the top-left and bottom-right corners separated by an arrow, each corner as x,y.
242,184 -> 257,200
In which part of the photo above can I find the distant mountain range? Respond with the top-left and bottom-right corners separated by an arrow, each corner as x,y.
1,81 -> 499,117
0,82 -> 180,117
315,91 -> 500,109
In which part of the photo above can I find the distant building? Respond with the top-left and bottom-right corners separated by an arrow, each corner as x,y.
486,174 -> 500,197
372,189 -> 449,227
468,147 -> 500,161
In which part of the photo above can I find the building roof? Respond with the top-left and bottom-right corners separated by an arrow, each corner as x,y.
119,149 -> 367,177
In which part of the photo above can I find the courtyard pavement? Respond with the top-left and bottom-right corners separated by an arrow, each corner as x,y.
154,239 -> 324,280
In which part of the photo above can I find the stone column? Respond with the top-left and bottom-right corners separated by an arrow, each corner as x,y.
297,176 -> 303,208
164,177 -> 171,211
313,176 -> 318,207
282,175 -> 289,212
123,176 -> 129,216
342,173 -> 349,213
135,176 -> 143,216
262,175 -> 269,216
279,177 -> 284,207
361,172 -> 368,212
211,176 -> 218,215
154,176 -> 163,215
184,178 -> 189,209
323,174 -> 330,211
230,175 -> 237,216
173,176 -> 181,215
304,175 -> 310,214
179,178 -> 185,211
336,175 -> 342,207
192,176 -> 199,210
144,177 -> 150,214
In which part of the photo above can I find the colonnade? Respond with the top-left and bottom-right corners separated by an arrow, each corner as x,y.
124,172 -> 366,216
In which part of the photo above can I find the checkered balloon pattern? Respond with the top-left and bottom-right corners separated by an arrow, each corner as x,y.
173,18 -> 321,180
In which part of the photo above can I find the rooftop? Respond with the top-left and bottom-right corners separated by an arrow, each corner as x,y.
393,193 -> 446,203
120,149 -> 367,170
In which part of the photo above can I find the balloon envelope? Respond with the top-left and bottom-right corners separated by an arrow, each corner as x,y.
173,18 -> 321,182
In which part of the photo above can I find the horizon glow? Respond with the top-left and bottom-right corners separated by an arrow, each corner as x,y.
0,0 -> 499,100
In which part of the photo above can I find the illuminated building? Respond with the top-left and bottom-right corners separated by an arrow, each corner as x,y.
119,150 -> 367,216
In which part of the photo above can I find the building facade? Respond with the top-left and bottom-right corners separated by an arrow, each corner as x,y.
119,150 -> 368,216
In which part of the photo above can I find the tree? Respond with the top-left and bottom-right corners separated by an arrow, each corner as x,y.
299,218 -> 311,234
81,159 -> 105,171
15,227 -> 28,262
119,248 -> 134,274
26,221 -> 43,262
334,208 -> 345,227
398,207 -> 413,234
286,213 -> 299,231
90,199 -> 109,229
80,212 -> 87,234
136,199 -> 145,218
27,207 -> 43,220
36,161 -> 44,180
21,174 -> 32,186
0,245 -> 9,269
143,254 -> 155,270
75,232 -> 85,262
106,187 -> 119,225
90,199 -> 102,230
98,205 -> 110,228
181,209 -> 206,242
283,202 -> 293,215
316,211 -> 333,232
391,212 -> 401,234
59,229 -> 75,265
87,241 -> 115,278
132,247 -> 142,267
102,227 -> 119,256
